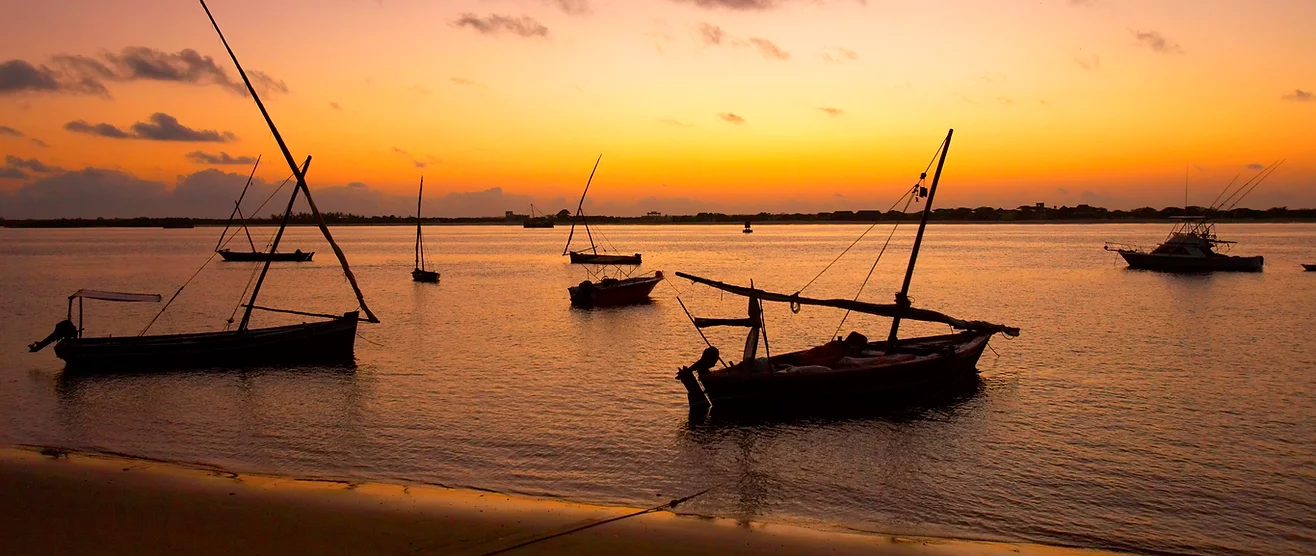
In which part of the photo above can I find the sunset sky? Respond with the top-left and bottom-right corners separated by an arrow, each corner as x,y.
2,0 -> 1314,217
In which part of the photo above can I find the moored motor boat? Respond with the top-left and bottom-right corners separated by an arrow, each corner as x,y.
569,272 -> 663,307
1104,220 -> 1261,272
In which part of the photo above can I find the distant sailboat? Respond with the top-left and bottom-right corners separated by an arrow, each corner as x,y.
563,155 -> 642,266
412,177 -> 439,283
215,155 -> 314,262
28,0 -> 380,371
743,221 -> 753,234
523,204 -> 555,228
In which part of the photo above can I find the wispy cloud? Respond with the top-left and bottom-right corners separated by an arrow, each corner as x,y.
1246,163 -> 1265,170
186,151 -> 257,165
1074,54 -> 1100,70
0,125 -> 23,136
5,155 -> 62,173
48,47 -> 286,97
0,59 -> 107,96
818,107 -> 844,116
392,147 -> 430,168
695,23 -> 790,61
548,0 -> 590,15
31,138 -> 47,147
66,113 -> 236,142
329,102 -> 342,110
658,118 -> 694,127
675,0 -> 782,10
717,112 -> 746,124
451,77 -> 482,86
454,14 -> 549,38
820,46 -> 859,64
1281,89 -> 1313,102
1132,30 -> 1183,54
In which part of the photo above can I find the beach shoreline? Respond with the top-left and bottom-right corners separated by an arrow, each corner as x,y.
0,445 -> 1128,556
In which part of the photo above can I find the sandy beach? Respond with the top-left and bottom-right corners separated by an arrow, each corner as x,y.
0,446 -> 1129,556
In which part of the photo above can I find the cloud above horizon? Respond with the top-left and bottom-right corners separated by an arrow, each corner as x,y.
454,14 -> 550,38
0,125 -> 26,137
1281,89 -> 1313,102
696,23 -> 790,61
186,151 -> 257,165
65,113 -> 236,142
2,47 -> 287,98
1133,30 -> 1183,54
717,112 -> 745,124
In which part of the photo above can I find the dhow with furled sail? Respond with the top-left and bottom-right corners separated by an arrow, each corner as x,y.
674,129 -> 1019,409
28,0 -> 379,371
412,176 -> 439,283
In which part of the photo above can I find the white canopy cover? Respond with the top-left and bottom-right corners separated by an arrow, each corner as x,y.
68,290 -> 162,303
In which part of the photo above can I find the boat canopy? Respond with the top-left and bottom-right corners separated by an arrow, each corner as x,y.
68,290 -> 162,303
675,272 -> 1019,337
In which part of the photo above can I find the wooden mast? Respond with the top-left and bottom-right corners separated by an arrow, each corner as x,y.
563,154 -> 602,256
215,154 -> 261,253
239,156 -> 310,331
201,0 -> 378,324
887,128 -> 953,344
415,176 -> 424,271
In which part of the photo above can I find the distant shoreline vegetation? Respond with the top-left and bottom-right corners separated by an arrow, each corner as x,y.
4,205 -> 1315,228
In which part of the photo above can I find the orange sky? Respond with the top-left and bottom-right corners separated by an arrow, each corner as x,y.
2,0 -> 1314,217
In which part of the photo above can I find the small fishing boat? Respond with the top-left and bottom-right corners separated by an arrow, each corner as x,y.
569,272 -> 663,308
1104,163 -> 1279,273
523,204 -> 555,228
214,155 -> 313,262
562,155 -> 642,266
29,1 -> 379,372
1304,264 -> 1316,271
743,221 -> 753,234
162,221 -> 195,229
674,129 -> 1019,410
412,176 -> 439,283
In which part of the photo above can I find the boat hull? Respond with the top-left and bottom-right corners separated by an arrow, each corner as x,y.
693,332 -> 993,408
1304,264 -> 1316,271
568,252 -> 642,265
523,220 -> 554,228
1117,250 -> 1262,272
53,312 -> 359,372
217,249 -> 314,262
412,268 -> 439,283
569,273 -> 662,307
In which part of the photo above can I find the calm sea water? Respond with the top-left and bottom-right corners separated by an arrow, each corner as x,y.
1,223 -> 1313,556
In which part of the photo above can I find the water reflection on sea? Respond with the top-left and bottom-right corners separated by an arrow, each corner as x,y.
2,223 -> 1314,556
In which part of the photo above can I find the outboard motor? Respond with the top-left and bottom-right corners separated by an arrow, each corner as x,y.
29,319 -> 76,352
676,346 -> 719,408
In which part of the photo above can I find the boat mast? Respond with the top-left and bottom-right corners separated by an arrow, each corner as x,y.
887,128 -> 953,344
415,176 -> 424,271
201,0 -> 378,324
239,156 -> 310,331
563,154 -> 602,256
215,154 -> 261,253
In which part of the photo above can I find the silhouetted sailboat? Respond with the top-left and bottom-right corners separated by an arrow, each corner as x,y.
215,155 -> 314,262
523,204 -> 554,228
675,129 -> 1018,409
743,221 -> 753,234
563,155 -> 642,266
29,0 -> 379,371
1303,264 -> 1315,271
412,177 -> 439,283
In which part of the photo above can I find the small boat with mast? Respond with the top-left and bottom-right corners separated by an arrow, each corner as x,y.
28,0 -> 379,371
215,155 -> 314,262
412,176 -> 439,283
523,204 -> 554,228
563,155 -> 642,266
561,155 -> 661,307
1103,162 -> 1279,273
674,130 -> 1019,409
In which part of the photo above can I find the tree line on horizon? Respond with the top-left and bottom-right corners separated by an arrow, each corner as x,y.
3,204 -> 1314,228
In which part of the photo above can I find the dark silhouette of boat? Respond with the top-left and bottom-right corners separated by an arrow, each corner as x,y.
523,204 -> 555,228
162,221 -> 194,229
214,154 -> 312,262
1104,162 -> 1280,273
674,129 -> 1019,410
743,221 -> 753,234
562,155 -> 642,266
412,176 -> 439,283
1304,264 -> 1316,271
218,248 -> 313,262
29,1 -> 380,372
569,272 -> 663,307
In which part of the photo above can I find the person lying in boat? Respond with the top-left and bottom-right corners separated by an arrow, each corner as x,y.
28,319 -> 76,353
791,332 -> 869,368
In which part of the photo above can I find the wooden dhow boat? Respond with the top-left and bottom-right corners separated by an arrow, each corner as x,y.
214,155 -> 314,262
28,0 -> 379,372
569,272 -> 664,308
412,176 -> 439,283
562,155 -> 642,266
674,129 -> 1019,409
523,204 -> 555,228
1303,264 -> 1316,271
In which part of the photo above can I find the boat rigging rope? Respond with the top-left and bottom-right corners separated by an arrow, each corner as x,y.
139,250 -> 222,336
792,142 -> 943,301
474,482 -> 724,556
829,188 -> 919,341
215,171 -> 295,252
664,279 -> 729,368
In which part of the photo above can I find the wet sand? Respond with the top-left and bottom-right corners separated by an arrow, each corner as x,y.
0,446 -> 1125,556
